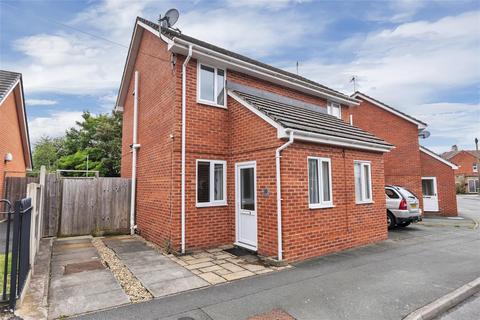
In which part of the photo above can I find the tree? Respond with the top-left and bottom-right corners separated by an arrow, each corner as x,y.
32,136 -> 64,171
31,111 -> 122,176
59,111 -> 122,176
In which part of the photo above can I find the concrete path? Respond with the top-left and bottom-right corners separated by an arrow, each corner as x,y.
48,236 -> 129,319
16,238 -> 52,320
76,223 -> 480,320
437,292 -> 480,320
103,237 -> 208,298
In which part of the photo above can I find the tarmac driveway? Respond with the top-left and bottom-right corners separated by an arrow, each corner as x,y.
76,222 -> 480,320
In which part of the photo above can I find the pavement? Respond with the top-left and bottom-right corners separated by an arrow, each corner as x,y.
48,236 -> 129,319
437,292 -> 480,320
456,194 -> 480,223
103,237 -> 208,297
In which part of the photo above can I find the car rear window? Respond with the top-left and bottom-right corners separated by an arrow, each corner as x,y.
385,189 -> 400,199
398,188 -> 417,199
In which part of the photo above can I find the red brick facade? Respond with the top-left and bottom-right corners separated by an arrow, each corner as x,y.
343,96 -> 458,216
448,151 -> 478,176
121,27 -> 388,262
0,90 -> 27,199
447,151 -> 479,194
420,151 -> 458,215
342,99 -> 423,206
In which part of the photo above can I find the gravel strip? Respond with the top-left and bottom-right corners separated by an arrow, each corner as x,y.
92,238 -> 153,303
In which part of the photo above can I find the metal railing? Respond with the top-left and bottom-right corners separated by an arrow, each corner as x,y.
1,198 -> 32,309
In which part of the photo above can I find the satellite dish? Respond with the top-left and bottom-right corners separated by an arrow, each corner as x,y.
419,130 -> 431,139
160,8 -> 179,28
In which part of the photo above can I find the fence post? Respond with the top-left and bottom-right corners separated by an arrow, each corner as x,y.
9,201 -> 21,309
26,184 -> 37,268
38,166 -> 46,240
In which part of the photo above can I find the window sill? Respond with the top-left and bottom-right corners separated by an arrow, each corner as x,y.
197,99 -> 227,109
356,200 -> 374,205
309,204 -> 335,209
196,202 -> 228,208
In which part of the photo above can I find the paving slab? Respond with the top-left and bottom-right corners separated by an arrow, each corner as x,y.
48,238 -> 129,319
146,275 -> 209,297
103,237 -> 208,298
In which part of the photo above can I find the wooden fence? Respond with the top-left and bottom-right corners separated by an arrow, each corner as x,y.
2,176 -> 39,210
3,173 -> 131,237
59,178 -> 130,236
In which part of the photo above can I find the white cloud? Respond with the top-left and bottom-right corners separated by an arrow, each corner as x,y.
414,102 -> 480,150
12,33 -> 124,94
225,0 -> 310,10
28,111 -> 84,143
293,11 -> 480,103
5,0 -> 316,94
366,0 -> 427,23
177,8 -> 317,57
26,99 -> 57,106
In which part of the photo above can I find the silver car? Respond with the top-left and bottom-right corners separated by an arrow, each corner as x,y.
385,185 -> 422,229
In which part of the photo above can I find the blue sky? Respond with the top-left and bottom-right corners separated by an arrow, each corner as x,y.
1,0 -> 479,153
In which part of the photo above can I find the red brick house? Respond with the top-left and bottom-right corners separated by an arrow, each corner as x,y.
0,70 -> 32,200
342,92 -> 458,216
419,146 -> 458,215
442,147 -> 480,193
116,18 -> 394,262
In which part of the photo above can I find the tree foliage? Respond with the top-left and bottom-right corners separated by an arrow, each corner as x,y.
32,111 -> 122,177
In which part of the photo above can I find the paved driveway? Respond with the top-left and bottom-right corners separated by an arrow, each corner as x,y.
76,226 -> 479,319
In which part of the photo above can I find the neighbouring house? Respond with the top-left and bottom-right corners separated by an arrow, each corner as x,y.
342,92 -> 458,216
0,70 -> 32,201
116,17 -> 394,262
442,146 -> 480,193
419,146 -> 458,215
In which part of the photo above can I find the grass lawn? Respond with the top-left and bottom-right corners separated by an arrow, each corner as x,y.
0,253 -> 12,293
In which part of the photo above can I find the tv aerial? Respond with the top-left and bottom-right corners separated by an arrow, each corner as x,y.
159,8 -> 180,30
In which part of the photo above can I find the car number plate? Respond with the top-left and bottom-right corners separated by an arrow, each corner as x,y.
411,204 -> 417,208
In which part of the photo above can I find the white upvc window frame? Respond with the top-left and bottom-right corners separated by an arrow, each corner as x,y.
197,62 -> 227,109
354,160 -> 373,204
307,156 -> 334,209
327,101 -> 342,119
196,159 -> 227,207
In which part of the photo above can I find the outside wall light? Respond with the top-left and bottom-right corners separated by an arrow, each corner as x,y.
4,153 -> 13,163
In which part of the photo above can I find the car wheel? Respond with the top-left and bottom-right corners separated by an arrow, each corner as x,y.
398,222 -> 411,227
387,211 -> 396,230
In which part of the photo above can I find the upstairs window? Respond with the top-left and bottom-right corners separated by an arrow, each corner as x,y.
473,163 -> 478,173
327,101 -> 341,119
308,157 -> 333,208
354,161 -> 373,204
198,63 -> 226,107
196,160 -> 227,207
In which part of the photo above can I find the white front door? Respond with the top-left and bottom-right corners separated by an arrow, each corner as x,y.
235,162 -> 257,250
422,177 -> 439,212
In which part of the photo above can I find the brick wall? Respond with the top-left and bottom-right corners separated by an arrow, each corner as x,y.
0,90 -> 27,199
449,152 -> 478,176
342,99 -> 423,206
281,143 -> 387,261
420,151 -> 457,215
121,30 -> 177,247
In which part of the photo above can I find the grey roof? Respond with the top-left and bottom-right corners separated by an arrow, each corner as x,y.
0,70 -> 21,103
231,89 -> 393,149
352,91 -> 427,127
137,17 -> 355,104
441,150 -> 480,160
